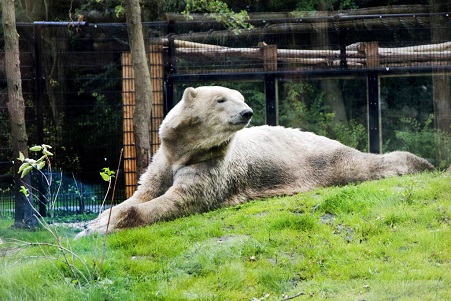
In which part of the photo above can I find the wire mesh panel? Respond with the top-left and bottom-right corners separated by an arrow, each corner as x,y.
1,23 -> 134,216
0,11 -> 450,217
162,13 -> 451,74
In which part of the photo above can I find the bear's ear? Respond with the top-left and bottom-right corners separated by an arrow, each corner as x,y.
183,87 -> 197,103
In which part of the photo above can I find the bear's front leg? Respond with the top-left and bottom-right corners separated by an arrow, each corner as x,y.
75,198 -> 141,238
75,186 -> 190,238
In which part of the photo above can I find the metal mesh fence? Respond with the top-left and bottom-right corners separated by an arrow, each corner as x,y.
1,11 -> 450,217
164,12 -> 451,74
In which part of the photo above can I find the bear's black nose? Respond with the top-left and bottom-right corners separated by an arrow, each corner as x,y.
240,109 -> 253,120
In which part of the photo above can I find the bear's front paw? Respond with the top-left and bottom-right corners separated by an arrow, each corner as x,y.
75,208 -> 119,239
75,205 -> 146,239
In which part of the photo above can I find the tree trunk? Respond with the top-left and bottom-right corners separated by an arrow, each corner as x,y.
2,0 -> 37,228
124,0 -> 152,179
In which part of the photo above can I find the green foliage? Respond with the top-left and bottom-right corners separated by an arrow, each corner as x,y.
232,82 -> 266,126
73,0 -> 125,21
295,0 -> 357,11
1,172 -> 450,300
114,3 -> 125,18
393,114 -> 451,169
280,82 -> 367,151
6,145 -> 121,291
183,0 -> 253,34
16,145 -> 114,218
17,144 -> 53,178
332,119 -> 367,150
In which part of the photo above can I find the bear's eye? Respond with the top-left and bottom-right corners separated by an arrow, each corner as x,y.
216,98 -> 226,103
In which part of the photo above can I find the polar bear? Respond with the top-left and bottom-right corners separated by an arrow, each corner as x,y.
76,86 -> 433,237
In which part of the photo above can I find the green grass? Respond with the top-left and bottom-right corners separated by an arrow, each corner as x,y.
1,172 -> 450,300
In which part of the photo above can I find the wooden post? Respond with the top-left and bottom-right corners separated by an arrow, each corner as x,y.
262,45 -> 278,125
365,41 -> 379,68
122,47 -> 165,199
121,53 -> 137,198
149,45 -> 165,155
262,45 -> 278,72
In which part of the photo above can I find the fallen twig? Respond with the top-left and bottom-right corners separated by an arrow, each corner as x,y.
282,292 -> 306,300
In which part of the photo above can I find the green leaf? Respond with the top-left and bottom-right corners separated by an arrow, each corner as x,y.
25,159 -> 36,165
19,186 -> 29,197
100,172 -> 110,182
36,161 -> 46,170
37,155 -> 47,163
42,149 -> 53,156
100,167 -> 115,182
30,145 -> 42,152
18,162 -> 29,173
20,165 -> 33,178
17,151 -> 25,162
115,4 -> 124,17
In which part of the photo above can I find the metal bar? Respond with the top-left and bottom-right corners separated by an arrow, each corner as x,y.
337,19 -> 348,69
264,74 -> 278,126
12,11 -> 447,29
166,12 -> 451,26
167,65 -> 451,82
367,71 -> 381,154
33,24 -> 47,217
164,21 -> 177,113
33,26 -> 44,148
164,78 -> 174,113
32,21 -> 89,27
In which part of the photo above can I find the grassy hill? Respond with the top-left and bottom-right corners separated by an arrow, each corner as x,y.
1,172 -> 450,300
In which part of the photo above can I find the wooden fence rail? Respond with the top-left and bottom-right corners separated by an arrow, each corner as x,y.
159,38 -> 451,70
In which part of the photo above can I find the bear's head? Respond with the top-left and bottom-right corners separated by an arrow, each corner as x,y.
160,86 -> 253,151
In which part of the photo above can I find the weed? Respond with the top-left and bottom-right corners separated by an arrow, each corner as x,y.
4,145 -> 123,289
399,178 -> 417,204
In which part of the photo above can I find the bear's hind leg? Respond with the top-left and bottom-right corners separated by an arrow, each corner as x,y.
379,151 -> 434,177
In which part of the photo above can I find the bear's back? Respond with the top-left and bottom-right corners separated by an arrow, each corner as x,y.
223,125 -> 353,195
233,125 -> 346,157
